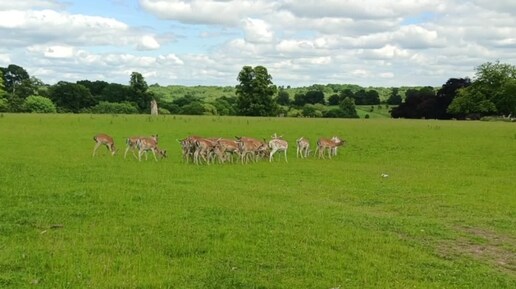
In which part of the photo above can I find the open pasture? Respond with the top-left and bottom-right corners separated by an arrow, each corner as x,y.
0,114 -> 515,288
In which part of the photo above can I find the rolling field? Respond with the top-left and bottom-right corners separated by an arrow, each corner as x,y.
0,114 -> 515,289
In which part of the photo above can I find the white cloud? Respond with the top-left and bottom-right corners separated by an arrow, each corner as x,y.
138,35 -> 160,50
242,18 -> 274,43
1,0 -> 516,87
139,0 -> 276,25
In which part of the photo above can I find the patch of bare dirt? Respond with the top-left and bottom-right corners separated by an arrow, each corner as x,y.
438,226 -> 515,275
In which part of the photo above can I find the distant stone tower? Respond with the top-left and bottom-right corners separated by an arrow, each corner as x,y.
150,99 -> 158,115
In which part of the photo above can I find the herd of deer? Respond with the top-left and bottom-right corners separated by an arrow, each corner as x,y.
92,133 -> 346,164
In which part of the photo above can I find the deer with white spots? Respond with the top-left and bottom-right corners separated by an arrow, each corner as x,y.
296,137 -> 310,158
235,136 -> 266,164
137,137 -> 167,161
315,136 -> 345,159
92,133 -> 117,157
124,135 -> 158,159
269,133 -> 288,163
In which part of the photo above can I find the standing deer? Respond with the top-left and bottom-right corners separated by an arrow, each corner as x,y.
296,137 -> 310,158
269,133 -> 288,163
315,136 -> 345,159
124,135 -> 158,159
92,133 -> 116,157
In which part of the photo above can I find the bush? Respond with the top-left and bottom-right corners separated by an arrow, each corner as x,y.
0,97 -> 7,112
24,95 -> 57,113
158,108 -> 171,115
89,101 -> 139,114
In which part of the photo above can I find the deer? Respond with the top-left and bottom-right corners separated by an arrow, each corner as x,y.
269,133 -> 288,162
124,135 -> 158,159
296,137 -> 310,158
137,137 -> 166,161
177,135 -> 203,163
92,133 -> 116,157
215,138 -> 240,163
315,136 -> 345,159
235,136 -> 266,164
193,138 -> 220,165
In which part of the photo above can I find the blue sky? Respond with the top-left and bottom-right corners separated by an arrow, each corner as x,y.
0,0 -> 515,87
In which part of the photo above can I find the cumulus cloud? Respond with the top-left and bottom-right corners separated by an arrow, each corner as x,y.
139,0 -> 276,25
241,18 -> 274,43
2,0 -> 516,87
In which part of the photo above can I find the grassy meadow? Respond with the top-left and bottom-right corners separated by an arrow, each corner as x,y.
0,113 -> 515,288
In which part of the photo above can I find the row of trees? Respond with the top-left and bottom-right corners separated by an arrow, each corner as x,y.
0,65 -> 154,114
391,62 -> 515,119
1,61 -> 514,119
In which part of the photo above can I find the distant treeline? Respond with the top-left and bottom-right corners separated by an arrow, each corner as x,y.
1,61 -> 514,119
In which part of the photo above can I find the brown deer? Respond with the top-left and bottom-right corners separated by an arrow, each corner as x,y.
316,136 -> 345,159
137,137 -> 166,161
92,133 -> 116,157
296,137 -> 310,158
235,136 -> 265,164
124,135 -> 158,159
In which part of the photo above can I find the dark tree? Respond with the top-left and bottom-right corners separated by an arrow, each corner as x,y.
435,78 -> 471,119
100,83 -> 133,103
339,97 -> 359,118
77,80 -> 109,98
49,81 -> 96,113
276,89 -> 291,106
328,94 -> 342,105
236,66 -> 277,116
127,72 -> 152,112
1,64 -> 30,94
304,90 -> 326,105
387,88 -> 402,105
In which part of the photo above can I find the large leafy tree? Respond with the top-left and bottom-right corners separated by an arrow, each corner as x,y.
339,97 -> 359,118
435,78 -> 471,119
447,88 -> 496,117
1,64 -> 29,94
49,81 -> 96,113
449,61 -> 516,117
236,65 -> 277,116
129,72 -> 152,112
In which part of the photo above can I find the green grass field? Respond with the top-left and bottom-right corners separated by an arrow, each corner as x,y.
1,114 -> 515,288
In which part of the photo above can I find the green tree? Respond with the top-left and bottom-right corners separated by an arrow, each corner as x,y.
0,70 -> 6,98
50,82 -> 96,113
275,89 -> 291,106
339,97 -> 359,118
387,88 -> 402,105
129,72 -> 152,112
23,95 -> 57,113
447,88 -> 496,116
129,72 -> 149,94
181,101 -> 205,115
236,65 -> 277,116
1,64 -> 29,95
328,94 -> 342,105
472,61 -> 516,115
498,79 -> 516,116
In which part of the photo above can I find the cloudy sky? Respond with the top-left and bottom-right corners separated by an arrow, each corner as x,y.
1,0 -> 515,87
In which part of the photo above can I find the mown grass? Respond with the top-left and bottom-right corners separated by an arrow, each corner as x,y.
0,114 -> 515,288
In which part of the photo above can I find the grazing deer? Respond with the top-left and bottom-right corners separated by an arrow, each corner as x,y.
137,137 -> 166,161
269,133 -> 288,162
192,138 -> 220,165
235,136 -> 265,164
316,136 -> 345,159
93,133 -> 116,157
215,138 -> 240,163
178,135 -> 204,163
124,135 -> 158,159
296,137 -> 310,158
